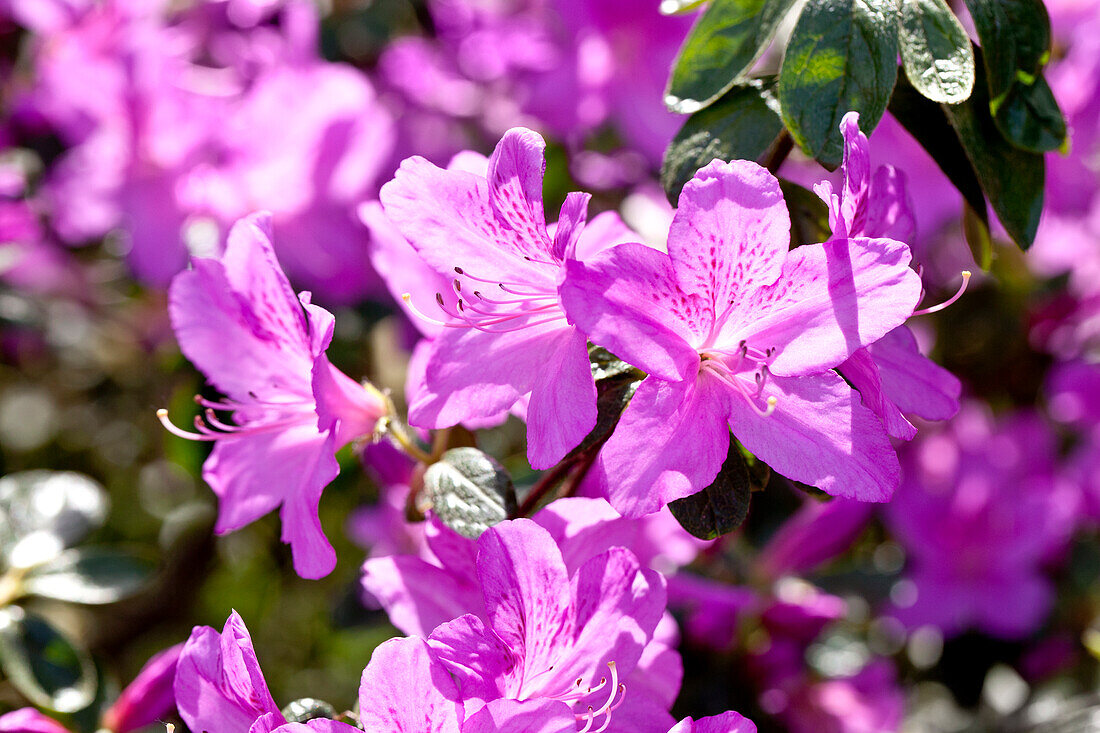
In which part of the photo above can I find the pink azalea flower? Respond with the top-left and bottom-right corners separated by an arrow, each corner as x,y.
560,159 -> 923,517
160,213 -> 387,578
885,404 -> 1080,638
379,127 -> 627,469
822,113 -> 962,441
100,643 -> 183,733
175,612 -> 356,733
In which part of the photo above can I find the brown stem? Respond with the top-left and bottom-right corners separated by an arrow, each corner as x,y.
517,458 -> 577,517
761,130 -> 794,175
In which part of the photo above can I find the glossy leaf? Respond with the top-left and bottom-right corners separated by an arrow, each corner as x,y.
963,0 -> 1051,105
944,54 -> 1044,249
778,0 -> 900,167
993,76 -> 1067,153
282,698 -> 338,723
661,80 -> 784,203
423,448 -> 517,539
22,548 -> 156,605
779,179 -> 832,247
668,441 -> 752,540
887,75 -> 987,222
898,0 -> 975,103
0,471 -> 108,570
0,607 -> 97,713
665,0 -> 797,113
963,202 -> 994,272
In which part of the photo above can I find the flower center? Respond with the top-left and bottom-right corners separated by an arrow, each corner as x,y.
700,341 -> 778,417
546,662 -> 626,733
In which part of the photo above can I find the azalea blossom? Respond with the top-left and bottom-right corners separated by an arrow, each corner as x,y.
100,643 -> 183,733
821,112 -> 962,440
379,127 -> 618,469
561,159 -> 923,517
175,612 -> 356,733
159,213 -> 387,578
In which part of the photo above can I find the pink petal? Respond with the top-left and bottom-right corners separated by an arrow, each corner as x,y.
360,555 -> 483,637
486,128 -> 553,258
667,160 -> 790,323
358,637 -> 463,733
728,372 -> 899,502
561,243 -> 703,381
460,699 -> 576,733
526,326 -> 597,468
837,348 -> 918,440
869,326 -> 960,422
602,375 -> 733,518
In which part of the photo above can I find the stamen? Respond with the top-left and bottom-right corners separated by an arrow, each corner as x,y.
157,407 -> 312,442
572,663 -> 624,732
912,270 -> 971,317
522,254 -> 558,266
400,293 -> 454,328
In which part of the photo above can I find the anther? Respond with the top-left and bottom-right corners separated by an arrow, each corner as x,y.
913,270 -> 971,317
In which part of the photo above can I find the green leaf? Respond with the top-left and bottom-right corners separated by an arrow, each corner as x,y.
0,607 -> 97,713
423,448 -> 517,539
779,179 -> 832,247
887,74 -> 987,221
0,471 -> 108,570
282,698 -> 338,723
665,0 -> 797,113
898,0 -> 975,103
943,53 -> 1045,249
661,80 -> 784,203
963,201 -> 994,271
660,0 -> 709,15
668,441 -> 752,540
963,0 -> 1051,105
993,75 -> 1067,152
22,547 -> 156,605
778,0 -> 900,168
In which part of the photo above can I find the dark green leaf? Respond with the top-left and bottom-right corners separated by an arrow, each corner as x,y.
778,0 -> 899,168
0,471 -> 108,569
660,0 -> 709,15
898,0 -> 975,103
0,607 -> 96,713
779,179 -> 832,247
963,201 -> 994,271
944,53 -> 1044,249
666,0 -> 797,113
963,0 -> 1051,105
661,80 -> 784,203
572,350 -> 643,456
668,441 -> 752,540
22,547 -> 156,605
887,75 -> 987,221
423,448 -> 517,539
282,698 -> 338,723
993,75 -> 1067,152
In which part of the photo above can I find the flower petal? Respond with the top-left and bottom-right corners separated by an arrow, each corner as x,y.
728,372 -> 899,502
526,326 -> 597,468
552,191 -> 591,261
428,614 -> 516,703
361,555 -> 484,637
667,160 -> 790,321
460,699 -> 576,733
561,243 -> 703,380
719,237 -> 922,376
869,326 -> 960,421
358,637 -> 463,733
476,519 -> 576,693
601,375 -> 732,518
837,348 -> 918,440
487,128 -> 553,258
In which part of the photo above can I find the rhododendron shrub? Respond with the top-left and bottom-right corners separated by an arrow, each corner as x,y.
1,0 -> 1097,731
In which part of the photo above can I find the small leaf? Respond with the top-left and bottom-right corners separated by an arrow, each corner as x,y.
661,80 -> 784,203
660,0 -> 708,14
668,441 -> 752,540
22,548 -> 157,605
898,0 -> 975,103
282,699 -> 338,723
887,75 -> 987,220
779,179 -> 832,247
993,75 -> 1067,153
0,607 -> 97,713
778,0 -> 900,168
0,471 -> 108,569
423,448 -> 517,539
963,0 -> 1051,104
943,51 -> 1045,249
665,0 -> 798,113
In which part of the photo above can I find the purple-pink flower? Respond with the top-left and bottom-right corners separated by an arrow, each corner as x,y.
100,643 -> 183,733
160,212 -> 387,578
379,128 -> 626,469
561,159 -> 923,516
